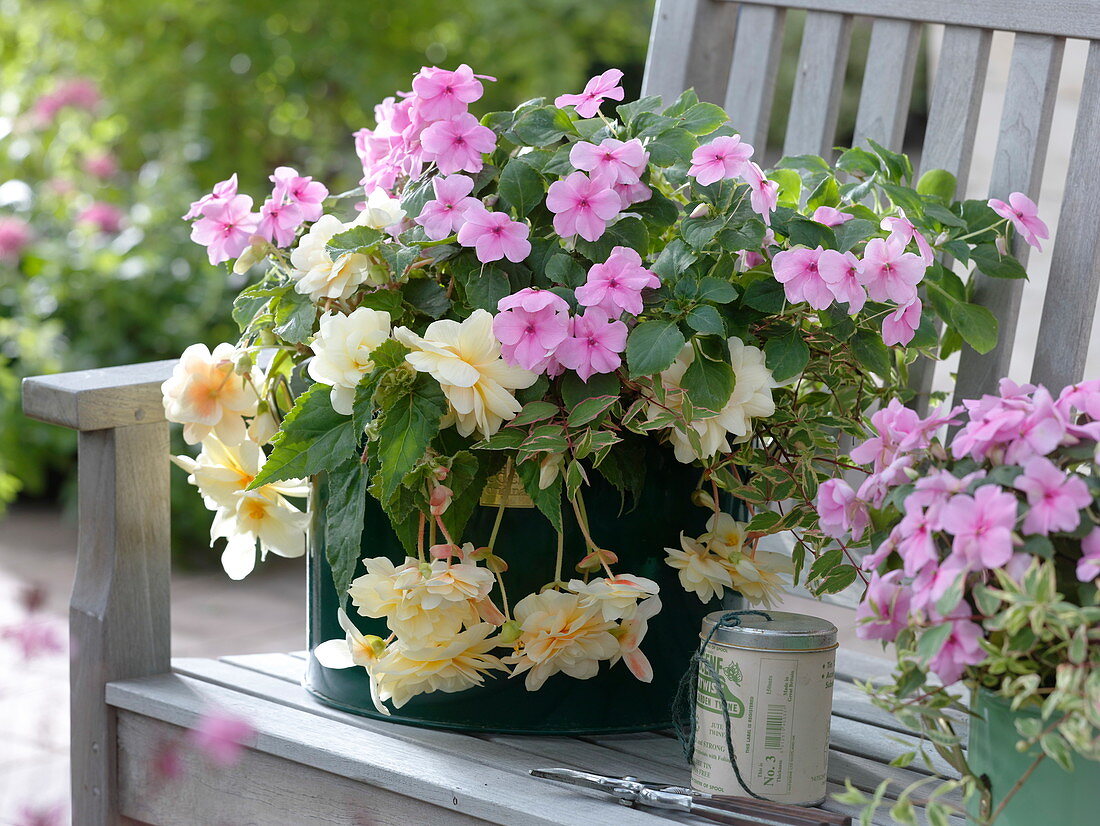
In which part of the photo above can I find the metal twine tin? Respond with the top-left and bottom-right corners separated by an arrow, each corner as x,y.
691,611 -> 838,805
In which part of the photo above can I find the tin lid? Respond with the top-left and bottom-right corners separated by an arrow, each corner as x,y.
701,610 -> 838,651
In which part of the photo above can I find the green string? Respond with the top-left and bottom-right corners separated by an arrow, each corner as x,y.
672,609 -> 775,801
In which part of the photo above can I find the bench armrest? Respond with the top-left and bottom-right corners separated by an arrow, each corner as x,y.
23,360 -> 177,826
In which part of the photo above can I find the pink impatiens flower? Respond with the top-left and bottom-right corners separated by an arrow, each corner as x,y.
772,246 -> 833,309
271,166 -> 328,223
1013,457 -> 1090,535
575,245 -> 659,316
811,206 -> 853,227
554,68 -> 625,118
570,138 -> 648,185
855,570 -> 911,642
817,249 -> 866,313
688,135 -> 754,187
743,161 -> 779,225
545,171 -> 621,242
411,64 -> 486,121
555,307 -> 627,381
614,180 -> 652,207
859,236 -> 926,304
1078,527 -> 1100,581
257,186 -> 303,248
882,212 -> 933,264
456,205 -> 531,263
815,478 -> 869,541
849,399 -> 922,473
881,298 -> 922,346
190,194 -> 259,265
0,216 -> 32,262
928,610 -> 985,684
415,174 -> 480,240
493,289 -> 571,373
420,112 -> 497,175
988,192 -> 1049,251
183,174 -> 238,220
940,484 -> 1019,570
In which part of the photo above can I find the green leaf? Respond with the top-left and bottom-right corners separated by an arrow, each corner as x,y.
686,304 -> 726,335
575,217 -> 648,262
272,289 -> 316,344
675,102 -> 728,135
652,238 -> 697,281
764,330 -> 810,382
816,565 -> 858,594
851,330 -> 893,378
401,278 -> 451,318
971,243 -> 1028,279
867,138 -> 912,183
832,218 -> 877,253
498,158 -> 544,216
916,622 -> 955,662
233,283 -> 280,332
561,370 -> 620,410
809,548 -> 843,580
681,215 -> 727,250
516,457 -> 563,532
375,374 -> 447,499
567,395 -> 619,428
251,383 -> 361,487
783,216 -> 836,249
471,427 -> 526,450
681,352 -> 734,411
950,302 -> 999,354
546,253 -> 587,288
806,175 -> 840,211
356,289 -> 405,317
323,458 -> 370,598
662,89 -> 698,119
646,127 -> 698,166
836,147 -> 881,178
616,95 -> 663,127
696,276 -> 737,304
439,450 -> 485,541
452,257 -> 511,312
770,168 -> 802,208
742,275 -> 786,313
627,320 -> 686,377
917,169 -> 957,203
511,400 -> 560,426
777,154 -> 831,174
326,225 -> 383,257
512,106 -> 571,146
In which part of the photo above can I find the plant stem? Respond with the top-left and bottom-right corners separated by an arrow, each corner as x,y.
986,751 -> 1046,824
486,460 -> 516,552
417,512 -> 426,562
554,531 -> 564,586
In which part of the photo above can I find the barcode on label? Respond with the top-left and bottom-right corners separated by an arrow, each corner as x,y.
764,703 -> 787,750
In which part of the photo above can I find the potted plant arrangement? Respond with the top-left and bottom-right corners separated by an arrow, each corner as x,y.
163,64 -> 1029,733
818,378 -> 1100,824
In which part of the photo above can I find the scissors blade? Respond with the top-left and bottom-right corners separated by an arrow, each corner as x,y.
529,767 -> 629,796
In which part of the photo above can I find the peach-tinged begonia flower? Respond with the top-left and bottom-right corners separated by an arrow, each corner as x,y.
567,574 -> 660,621
289,214 -> 374,301
162,343 -> 260,445
612,594 -> 662,682
373,622 -> 506,708
664,533 -> 732,603
504,590 -> 619,691
171,436 -> 307,514
394,309 -> 537,437
307,308 -> 392,414
654,337 -> 777,463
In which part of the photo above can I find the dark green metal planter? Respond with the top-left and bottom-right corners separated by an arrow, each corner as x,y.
968,689 -> 1100,825
305,446 -> 733,734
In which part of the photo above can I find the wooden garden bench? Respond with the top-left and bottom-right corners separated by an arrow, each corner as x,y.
22,1 -> 1100,823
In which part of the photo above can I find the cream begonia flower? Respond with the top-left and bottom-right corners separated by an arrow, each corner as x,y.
567,574 -> 660,622
289,214 -> 374,302
653,337 -> 778,463
412,560 -> 496,611
394,309 -> 537,437
162,343 -> 259,445
355,188 -> 406,231
664,533 -> 733,603
307,307 -> 392,414
172,436 -> 308,512
611,595 -> 662,683
703,512 -> 748,555
503,590 -> 620,691
724,551 -> 791,609
313,608 -> 390,714
373,622 -> 506,709
211,489 -> 309,580
348,557 -> 482,640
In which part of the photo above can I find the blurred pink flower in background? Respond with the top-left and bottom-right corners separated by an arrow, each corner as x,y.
76,201 -> 124,234
0,216 -> 32,262
187,707 -> 255,766
1,584 -> 65,662
11,803 -> 66,826
82,152 -> 118,180
31,77 -> 101,125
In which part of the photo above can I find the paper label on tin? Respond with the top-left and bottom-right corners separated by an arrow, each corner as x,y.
691,643 -> 835,805
479,465 -> 535,508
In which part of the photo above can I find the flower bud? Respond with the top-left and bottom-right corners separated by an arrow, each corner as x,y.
691,489 -> 716,510
428,542 -> 458,560
232,236 -> 268,275
429,484 -> 452,516
247,409 -> 278,445
576,548 -> 619,573
476,598 -> 506,626
484,553 -> 509,575
934,231 -> 950,246
689,203 -> 710,219
538,453 -> 563,490
498,620 -> 523,644
432,465 -> 449,482
995,235 -> 1008,256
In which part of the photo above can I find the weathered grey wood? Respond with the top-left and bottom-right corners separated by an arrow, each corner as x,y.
705,0 -> 1100,39
641,0 -> 740,105
955,34 -> 1065,402
22,360 -> 176,431
852,18 -> 922,148
724,5 -> 788,149
107,672 -> 670,825
117,712 -> 492,826
906,25 -> 992,411
1032,39 -> 1100,392
783,11 -> 854,158
71,422 -> 171,826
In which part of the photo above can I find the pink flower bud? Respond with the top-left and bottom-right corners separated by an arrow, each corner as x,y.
429,485 -> 452,516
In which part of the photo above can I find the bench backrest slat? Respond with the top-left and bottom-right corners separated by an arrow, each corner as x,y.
852,18 -> 922,149
783,11 -> 854,157
722,5 -> 787,149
